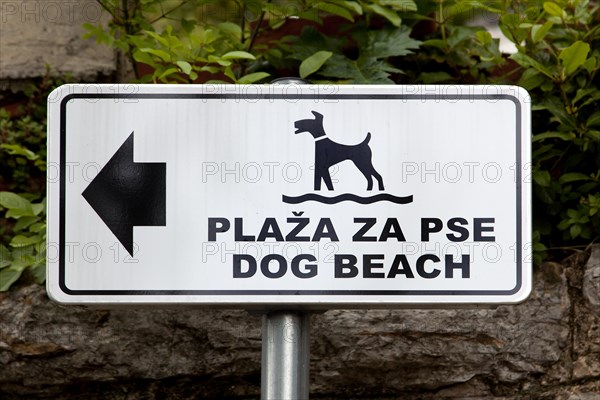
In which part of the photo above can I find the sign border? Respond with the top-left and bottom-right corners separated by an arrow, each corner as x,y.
57,90 -> 525,297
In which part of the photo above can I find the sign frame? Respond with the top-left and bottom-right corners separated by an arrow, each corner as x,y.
47,84 -> 532,307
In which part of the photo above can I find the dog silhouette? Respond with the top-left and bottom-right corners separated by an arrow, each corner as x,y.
294,111 -> 385,191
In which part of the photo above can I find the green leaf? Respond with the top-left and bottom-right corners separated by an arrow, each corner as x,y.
35,241 -> 46,256
583,56 -> 596,73
566,208 -> 579,219
533,241 -> 548,252
157,67 -> 180,81
10,235 -> 41,248
365,4 -> 401,27
570,224 -> 582,238
0,245 -> 11,269
586,111 -> 600,127
319,56 -> 393,83
31,202 -> 44,216
300,51 -> 333,78
0,268 -> 22,291
543,2 -> 564,17
267,48 -> 283,59
572,88 -> 599,105
559,173 -> 592,183
419,71 -> 453,84
328,0 -> 363,14
223,66 -> 236,82
315,2 -> 355,22
82,22 -> 95,32
238,72 -> 270,84
585,130 -> 600,141
361,27 -> 420,59
422,39 -> 447,50
132,50 -> 156,66
0,192 -> 32,210
176,61 -> 192,75
204,79 -> 230,84
6,209 -> 34,218
221,51 -> 256,60
29,222 -> 46,234
1,144 -> 39,160
510,53 -> 555,79
199,65 -> 220,74
533,170 -> 552,187
218,22 -> 242,38
181,18 -> 195,33
14,216 -> 37,231
140,48 -> 171,62
559,41 -> 590,76
208,56 -> 228,66
518,69 -> 545,90
537,96 -> 577,129
475,30 -> 492,45
532,131 -> 575,142
11,253 -> 36,270
82,22 -> 111,44
500,13 -> 528,44
301,25 -> 419,83
447,26 -> 484,48
145,30 -> 170,47
0,192 -> 35,217
379,0 -> 417,12
532,21 -> 553,43
557,219 -> 570,230
30,263 -> 46,284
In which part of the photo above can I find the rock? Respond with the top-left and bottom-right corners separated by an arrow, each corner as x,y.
540,261 -> 565,284
1,250 -> 599,399
583,245 -> 600,315
571,247 -> 600,388
310,263 -> 572,397
0,283 -> 263,398
0,0 -> 115,83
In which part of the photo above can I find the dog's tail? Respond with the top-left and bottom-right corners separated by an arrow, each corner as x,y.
362,132 -> 372,146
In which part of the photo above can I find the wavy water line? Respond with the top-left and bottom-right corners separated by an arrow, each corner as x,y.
282,193 -> 413,205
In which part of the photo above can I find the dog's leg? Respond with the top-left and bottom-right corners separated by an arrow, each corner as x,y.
365,174 -> 374,190
322,171 -> 334,190
364,167 -> 385,191
373,169 -> 385,191
353,159 -> 376,191
314,169 -> 322,190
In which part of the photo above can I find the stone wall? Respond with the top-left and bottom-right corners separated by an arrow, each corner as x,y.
1,247 -> 598,399
0,0 -> 115,90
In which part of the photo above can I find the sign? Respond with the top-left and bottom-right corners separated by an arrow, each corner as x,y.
47,84 -> 532,306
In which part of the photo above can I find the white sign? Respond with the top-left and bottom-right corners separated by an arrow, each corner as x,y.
47,84 -> 532,307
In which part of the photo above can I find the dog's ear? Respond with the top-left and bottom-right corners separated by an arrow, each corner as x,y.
311,111 -> 323,120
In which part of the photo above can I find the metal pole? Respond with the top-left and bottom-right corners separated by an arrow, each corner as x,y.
262,311 -> 310,400
261,77 -> 312,400
270,77 -> 312,85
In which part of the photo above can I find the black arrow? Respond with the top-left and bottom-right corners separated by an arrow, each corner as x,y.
82,132 -> 166,256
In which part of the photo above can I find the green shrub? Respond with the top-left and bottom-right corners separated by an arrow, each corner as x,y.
502,0 -> 599,263
0,76 -> 57,290
0,192 -> 46,290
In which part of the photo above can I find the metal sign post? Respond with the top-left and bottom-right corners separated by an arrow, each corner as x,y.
262,311 -> 310,399
261,79 -> 311,400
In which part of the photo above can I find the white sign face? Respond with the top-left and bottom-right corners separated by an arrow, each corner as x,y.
47,84 -> 531,307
